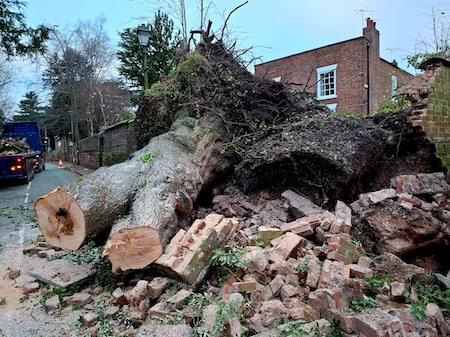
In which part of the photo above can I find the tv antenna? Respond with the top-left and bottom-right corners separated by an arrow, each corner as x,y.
354,8 -> 375,27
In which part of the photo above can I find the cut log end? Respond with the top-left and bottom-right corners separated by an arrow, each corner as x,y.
34,188 -> 86,250
103,227 -> 163,273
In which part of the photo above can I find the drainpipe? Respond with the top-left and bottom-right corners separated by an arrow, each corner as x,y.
366,43 -> 370,116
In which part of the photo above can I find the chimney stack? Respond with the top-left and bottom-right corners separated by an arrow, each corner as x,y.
363,17 -> 380,56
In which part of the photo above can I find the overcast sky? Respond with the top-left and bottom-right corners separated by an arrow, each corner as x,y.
8,0 -> 450,113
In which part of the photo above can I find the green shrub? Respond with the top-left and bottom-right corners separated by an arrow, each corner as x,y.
176,53 -> 211,85
365,275 -> 393,289
120,111 -> 135,121
408,277 -> 450,320
350,297 -> 378,312
210,246 -> 247,273
103,151 -> 129,166
376,95 -> 412,115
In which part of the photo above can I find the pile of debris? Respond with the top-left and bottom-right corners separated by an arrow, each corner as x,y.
0,138 -> 31,155
19,171 -> 450,337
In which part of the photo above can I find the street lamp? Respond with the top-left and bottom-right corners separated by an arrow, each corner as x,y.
137,24 -> 151,90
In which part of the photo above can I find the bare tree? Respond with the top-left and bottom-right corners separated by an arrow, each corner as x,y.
43,17 -> 117,137
408,7 -> 450,68
145,0 -> 216,42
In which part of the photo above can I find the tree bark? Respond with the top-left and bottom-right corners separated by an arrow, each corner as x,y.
103,118 -> 225,272
34,160 -> 145,250
34,118 -> 223,253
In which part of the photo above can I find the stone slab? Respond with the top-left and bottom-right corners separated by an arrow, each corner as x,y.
29,258 -> 95,288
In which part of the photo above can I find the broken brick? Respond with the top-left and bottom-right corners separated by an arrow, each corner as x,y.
148,277 -> 171,300
334,200 -> 352,233
357,256 -> 372,268
391,281 -> 406,298
65,292 -> 93,306
305,255 -> 322,289
349,264 -> 373,279
319,260 -> 347,288
353,309 -> 406,337
280,218 -> 315,237
399,200 -> 414,210
391,172 -> 450,195
23,282 -> 40,294
257,226 -> 282,241
81,312 -> 99,327
231,281 -> 257,293
364,188 -> 397,204
154,214 -> 238,284
269,275 -> 285,295
268,232 -> 304,262
167,289 -> 192,309
112,287 -> 128,306
280,284 -> 299,300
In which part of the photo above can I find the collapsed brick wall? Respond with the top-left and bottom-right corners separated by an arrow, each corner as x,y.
400,64 -> 450,172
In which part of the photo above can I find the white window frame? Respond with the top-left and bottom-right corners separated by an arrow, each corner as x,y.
316,64 -> 337,100
326,103 -> 337,112
391,75 -> 398,97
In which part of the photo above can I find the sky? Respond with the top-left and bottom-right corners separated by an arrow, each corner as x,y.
7,0 -> 450,114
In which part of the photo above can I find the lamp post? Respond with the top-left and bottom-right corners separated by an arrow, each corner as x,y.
137,24 -> 151,90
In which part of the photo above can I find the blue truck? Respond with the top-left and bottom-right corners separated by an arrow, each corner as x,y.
0,122 -> 45,183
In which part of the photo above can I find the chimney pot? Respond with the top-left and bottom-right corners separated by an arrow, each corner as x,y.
366,17 -> 376,30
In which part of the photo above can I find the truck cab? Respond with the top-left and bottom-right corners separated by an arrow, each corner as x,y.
0,122 -> 45,183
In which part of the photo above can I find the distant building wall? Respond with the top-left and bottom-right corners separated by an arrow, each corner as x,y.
79,134 -> 101,169
255,37 -> 368,114
77,120 -> 136,169
102,120 -> 136,166
254,18 -> 413,116
373,59 -> 412,112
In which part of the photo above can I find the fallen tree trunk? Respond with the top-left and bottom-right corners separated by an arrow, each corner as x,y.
103,118 -> 226,272
35,118 -> 223,252
34,160 -> 146,250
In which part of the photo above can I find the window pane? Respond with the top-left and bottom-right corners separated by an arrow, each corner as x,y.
317,66 -> 337,98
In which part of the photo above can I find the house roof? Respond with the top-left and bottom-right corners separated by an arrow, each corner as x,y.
256,36 -> 412,77
255,36 -> 368,67
380,58 -> 414,77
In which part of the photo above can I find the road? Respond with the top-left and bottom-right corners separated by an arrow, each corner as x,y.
0,163 -> 79,337
0,163 -> 77,246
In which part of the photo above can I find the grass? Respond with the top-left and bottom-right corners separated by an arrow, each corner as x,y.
64,242 -> 102,264
39,284 -> 79,308
350,297 -> 378,312
407,276 -> 450,320
278,319 -> 341,337
295,263 -> 309,274
93,258 -> 117,292
195,299 -> 249,337
365,275 -> 393,289
96,302 -> 114,337
26,235 -> 45,245
185,292 -> 249,337
210,246 -> 247,273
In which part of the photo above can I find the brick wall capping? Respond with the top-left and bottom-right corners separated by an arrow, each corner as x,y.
419,57 -> 450,70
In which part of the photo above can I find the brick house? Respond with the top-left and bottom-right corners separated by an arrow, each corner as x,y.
255,18 -> 413,116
